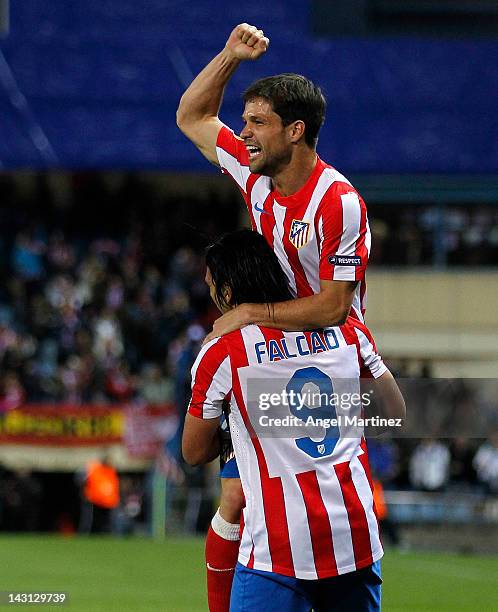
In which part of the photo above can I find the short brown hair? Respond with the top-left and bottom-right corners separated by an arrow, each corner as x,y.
243,73 -> 326,147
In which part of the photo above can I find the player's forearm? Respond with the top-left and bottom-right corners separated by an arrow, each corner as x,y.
176,48 -> 240,128
182,429 -> 220,466
246,294 -> 350,331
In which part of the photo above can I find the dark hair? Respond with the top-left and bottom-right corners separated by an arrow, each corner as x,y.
243,73 -> 326,147
205,229 -> 293,310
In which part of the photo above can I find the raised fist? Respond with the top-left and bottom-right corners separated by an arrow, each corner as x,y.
225,23 -> 269,61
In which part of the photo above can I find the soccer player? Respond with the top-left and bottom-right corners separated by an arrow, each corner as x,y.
177,23 -> 370,337
183,230 -> 405,611
177,23 -> 371,610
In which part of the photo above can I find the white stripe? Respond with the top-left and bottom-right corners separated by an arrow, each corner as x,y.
333,192 -> 362,281
329,167 -> 353,187
216,145 -> 251,192
249,176 -> 272,234
365,218 -> 372,256
349,456 -> 383,561
190,336 -> 222,384
273,203 -> 298,296
318,466 -> 356,574
351,293 -> 364,322
230,401 -> 273,571
282,474 -> 317,579
197,355 -> 231,419
296,170 -> 336,294
240,326 -> 266,366
353,328 -> 387,379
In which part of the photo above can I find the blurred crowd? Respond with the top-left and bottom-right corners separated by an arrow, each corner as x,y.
0,230 -> 209,407
368,435 -> 498,496
370,204 -> 498,266
1,173 -> 497,408
0,173 -> 234,409
0,172 -> 497,535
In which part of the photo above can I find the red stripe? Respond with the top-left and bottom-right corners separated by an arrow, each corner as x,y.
296,470 -> 337,578
357,442 -> 379,520
354,196 -> 369,282
244,174 -> 260,229
340,322 -> 363,373
358,440 -> 374,492
247,546 -> 255,569
259,328 -> 284,343
258,327 -> 285,363
281,207 -> 314,298
349,319 -> 381,378
334,461 -> 373,568
349,305 -> 362,322
349,318 -> 377,351
189,340 -> 228,418
240,510 -> 255,568
359,279 -> 367,317
259,192 -> 276,250
275,157 -> 326,206
229,331 -> 295,576
217,126 -> 249,166
316,184 -> 344,282
245,173 -> 259,198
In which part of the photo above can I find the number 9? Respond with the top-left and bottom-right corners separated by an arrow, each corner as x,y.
286,366 -> 339,458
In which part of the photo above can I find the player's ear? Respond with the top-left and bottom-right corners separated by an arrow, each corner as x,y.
288,120 -> 305,144
222,285 -> 233,308
217,284 -> 233,311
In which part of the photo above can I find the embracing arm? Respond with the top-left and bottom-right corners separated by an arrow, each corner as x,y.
176,23 -> 269,165
249,279 -> 356,330
205,279 -> 355,342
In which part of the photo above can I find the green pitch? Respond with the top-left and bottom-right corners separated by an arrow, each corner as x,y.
0,535 -> 496,611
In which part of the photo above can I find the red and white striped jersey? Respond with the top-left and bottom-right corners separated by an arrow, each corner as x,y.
216,127 -> 371,320
188,318 -> 386,579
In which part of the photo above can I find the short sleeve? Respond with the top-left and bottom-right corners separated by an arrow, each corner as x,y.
318,183 -> 369,283
351,321 -> 387,379
188,337 -> 232,419
216,126 -> 251,192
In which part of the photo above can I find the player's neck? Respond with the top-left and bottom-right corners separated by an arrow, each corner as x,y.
272,148 -> 318,197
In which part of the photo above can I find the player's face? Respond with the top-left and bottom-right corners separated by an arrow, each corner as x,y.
240,98 -> 293,176
205,267 -> 231,313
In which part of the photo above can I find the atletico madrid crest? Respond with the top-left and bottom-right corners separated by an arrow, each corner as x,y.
289,219 -> 311,249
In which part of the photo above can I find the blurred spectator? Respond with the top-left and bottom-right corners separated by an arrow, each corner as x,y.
105,361 -> 136,403
409,439 -> 451,492
0,372 -> 26,412
139,364 -> 174,405
0,469 -> 42,531
367,439 -> 399,484
449,438 -> 477,489
114,476 -> 144,536
473,434 -> 498,494
93,310 -> 124,365
11,231 -> 45,281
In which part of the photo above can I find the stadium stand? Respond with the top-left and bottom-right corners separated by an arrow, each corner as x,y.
0,2 -> 496,171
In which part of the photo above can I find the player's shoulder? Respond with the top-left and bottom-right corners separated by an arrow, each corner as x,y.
216,124 -> 242,147
317,164 -> 364,206
216,126 -> 246,158
192,335 -> 230,371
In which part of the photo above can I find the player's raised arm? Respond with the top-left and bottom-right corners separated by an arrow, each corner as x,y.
176,23 -> 269,165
